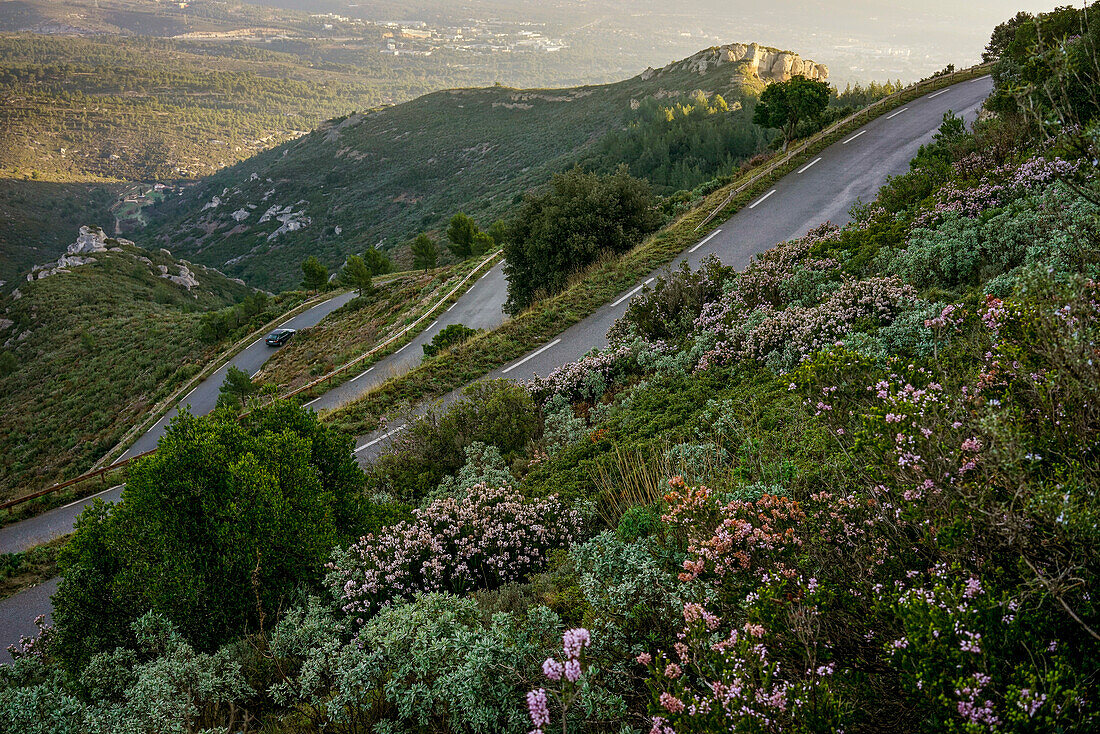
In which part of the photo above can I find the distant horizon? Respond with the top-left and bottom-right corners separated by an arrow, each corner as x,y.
242,0 -> 1074,83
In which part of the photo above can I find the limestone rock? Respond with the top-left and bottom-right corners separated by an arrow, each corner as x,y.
67,225 -> 110,255
649,43 -> 827,84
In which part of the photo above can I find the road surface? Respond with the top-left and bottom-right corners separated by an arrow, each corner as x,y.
0,76 -> 993,659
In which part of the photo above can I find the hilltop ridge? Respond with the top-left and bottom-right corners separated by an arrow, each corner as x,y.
141,42 -> 824,291
641,42 -> 828,82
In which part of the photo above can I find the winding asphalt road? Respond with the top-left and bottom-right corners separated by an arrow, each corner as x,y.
0,76 -> 993,659
350,76 -> 994,461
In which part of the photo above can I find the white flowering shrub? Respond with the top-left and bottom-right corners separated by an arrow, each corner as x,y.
327,483 -> 583,618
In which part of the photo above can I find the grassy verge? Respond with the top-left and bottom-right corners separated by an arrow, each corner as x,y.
323,65 -> 991,439
0,535 -> 67,601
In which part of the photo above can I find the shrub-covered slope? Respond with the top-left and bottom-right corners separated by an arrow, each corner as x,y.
6,6 -> 1100,733
0,226 -> 255,500
140,43 -> 821,291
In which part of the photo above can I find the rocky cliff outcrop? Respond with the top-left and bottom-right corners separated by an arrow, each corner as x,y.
641,43 -> 828,84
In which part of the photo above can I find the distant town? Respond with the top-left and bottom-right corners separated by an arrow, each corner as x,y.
310,14 -> 567,57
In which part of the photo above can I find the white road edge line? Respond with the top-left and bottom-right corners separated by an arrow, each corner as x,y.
446,303 -> 456,312
350,366 -> 376,383
502,338 -> 562,374
395,342 -> 410,354
928,89 -> 949,99
250,369 -> 261,379
749,189 -> 777,209
797,157 -> 823,174
59,484 -> 125,511
886,107 -> 908,120
355,425 -> 407,453
843,130 -> 867,144
689,228 -> 722,254
426,320 -> 438,331
303,396 -> 322,407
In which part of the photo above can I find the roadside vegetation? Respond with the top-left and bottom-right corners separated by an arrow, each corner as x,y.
3,6 -> 1096,732
0,238 -> 265,502
258,258 -> 485,394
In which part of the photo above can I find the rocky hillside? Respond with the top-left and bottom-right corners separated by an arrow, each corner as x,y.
0,225 -> 255,500
140,43 -> 826,291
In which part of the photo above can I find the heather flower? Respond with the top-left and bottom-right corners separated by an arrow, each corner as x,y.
562,628 -> 591,659
542,658 -> 564,681
527,688 -> 550,733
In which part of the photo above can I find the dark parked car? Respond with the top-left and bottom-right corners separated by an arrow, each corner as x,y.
265,328 -> 296,346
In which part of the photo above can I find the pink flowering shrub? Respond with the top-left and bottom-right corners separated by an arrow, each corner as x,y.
327,483 -> 583,618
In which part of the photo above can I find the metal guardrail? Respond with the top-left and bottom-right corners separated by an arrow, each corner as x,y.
2,64 -> 995,515
693,62 -> 995,233
1,252 -> 502,513
281,250 -> 502,401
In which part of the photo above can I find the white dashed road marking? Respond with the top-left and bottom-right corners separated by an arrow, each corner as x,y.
886,107 -> 908,120
502,338 -> 562,374
843,130 -> 867,144
355,425 -> 408,453
350,366 -> 376,383
929,89 -> 949,99
749,189 -> 777,209
689,228 -> 722,254
797,157 -> 822,174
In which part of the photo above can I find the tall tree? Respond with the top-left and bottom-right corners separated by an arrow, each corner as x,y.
446,213 -> 478,259
216,365 -> 257,411
472,231 -> 494,257
362,248 -> 394,276
300,255 -> 329,291
411,233 -> 438,272
341,254 -> 374,297
753,76 -> 831,151
502,166 -> 662,314
52,401 -> 366,670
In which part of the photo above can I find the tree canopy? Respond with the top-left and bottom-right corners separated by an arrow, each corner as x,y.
411,233 -> 438,272
300,256 -> 329,291
341,254 -> 374,297
753,76 -> 831,150
52,401 -> 366,670
502,166 -> 662,313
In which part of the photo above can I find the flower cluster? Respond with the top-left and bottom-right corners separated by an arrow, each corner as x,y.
528,628 -> 593,734
696,276 -> 915,372
327,483 -> 583,619
529,343 -> 638,406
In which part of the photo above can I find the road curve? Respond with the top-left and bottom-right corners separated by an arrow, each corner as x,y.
0,289 -> 360,557
350,76 -> 994,462
0,76 -> 992,657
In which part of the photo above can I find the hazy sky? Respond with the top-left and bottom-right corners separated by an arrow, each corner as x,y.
262,0 -> 1076,81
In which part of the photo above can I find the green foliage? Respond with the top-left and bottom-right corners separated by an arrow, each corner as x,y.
270,594 -> 561,734
753,75 -> 831,149
197,290 -> 276,344
503,166 -> 663,313
0,350 -> 16,378
423,323 -> 479,358
472,230 -> 494,257
300,256 -> 329,291
583,91 -> 771,195
340,254 -> 374,298
369,379 -> 539,502
215,365 -> 256,411
446,213 -> 479,260
51,400 -> 366,669
411,233 -> 439,272
361,248 -> 393,277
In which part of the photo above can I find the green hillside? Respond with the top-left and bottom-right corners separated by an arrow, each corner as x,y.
140,44 -> 823,290
0,226 -> 257,500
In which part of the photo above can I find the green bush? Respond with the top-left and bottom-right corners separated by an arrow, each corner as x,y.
368,379 -> 539,502
423,323 -> 479,358
51,400 -> 366,670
